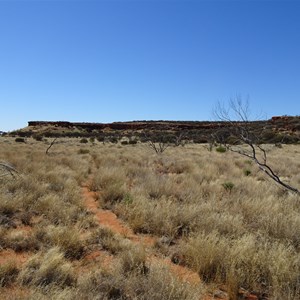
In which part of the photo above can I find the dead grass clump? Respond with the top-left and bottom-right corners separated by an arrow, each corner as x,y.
101,182 -> 127,207
0,261 -> 19,287
33,195 -> 83,225
77,263 -> 202,300
118,245 -> 148,275
140,174 -> 177,200
154,156 -> 193,174
89,166 -> 127,207
35,225 -> 85,259
2,230 -> 39,252
89,166 -> 126,192
226,235 -> 300,300
180,231 -> 300,299
118,196 -> 198,238
22,286 -> 77,300
89,226 -> 126,254
18,247 -> 76,288
179,231 -> 228,283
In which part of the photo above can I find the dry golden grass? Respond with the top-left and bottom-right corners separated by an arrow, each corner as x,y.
0,136 -> 300,299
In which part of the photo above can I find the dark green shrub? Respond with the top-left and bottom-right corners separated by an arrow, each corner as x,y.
129,140 -> 137,145
244,169 -> 251,176
33,134 -> 43,141
222,182 -> 234,192
121,141 -> 128,145
78,149 -> 90,154
80,138 -> 88,143
97,136 -> 105,142
109,137 -> 119,144
15,137 -> 26,143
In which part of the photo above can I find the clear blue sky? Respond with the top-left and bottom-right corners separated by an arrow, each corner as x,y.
0,0 -> 299,132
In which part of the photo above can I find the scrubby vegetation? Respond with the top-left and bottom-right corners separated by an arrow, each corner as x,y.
0,136 -> 300,299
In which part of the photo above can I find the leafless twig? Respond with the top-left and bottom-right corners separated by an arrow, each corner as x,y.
213,97 -> 300,195
46,138 -> 57,155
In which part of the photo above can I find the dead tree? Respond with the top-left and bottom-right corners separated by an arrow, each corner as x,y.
213,97 -> 300,195
174,131 -> 187,147
148,139 -> 169,154
143,132 -> 170,154
46,138 -> 57,155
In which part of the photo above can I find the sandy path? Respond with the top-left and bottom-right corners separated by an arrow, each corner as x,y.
82,180 -> 260,300
82,184 -> 203,287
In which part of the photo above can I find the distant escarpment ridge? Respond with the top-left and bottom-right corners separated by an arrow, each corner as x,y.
7,116 -> 300,144
27,120 -> 250,131
27,116 -> 299,131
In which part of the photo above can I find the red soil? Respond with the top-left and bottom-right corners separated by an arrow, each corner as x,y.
83,186 -> 156,247
0,249 -> 30,266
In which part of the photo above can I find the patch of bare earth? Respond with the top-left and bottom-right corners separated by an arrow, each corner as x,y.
0,249 -> 30,266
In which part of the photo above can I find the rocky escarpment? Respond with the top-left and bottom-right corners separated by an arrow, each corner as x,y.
7,116 -> 300,144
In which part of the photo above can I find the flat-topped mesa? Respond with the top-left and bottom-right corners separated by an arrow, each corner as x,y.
27,117 -> 300,135
27,120 -> 260,131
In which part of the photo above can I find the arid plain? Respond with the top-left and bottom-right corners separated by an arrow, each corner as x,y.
1,137 -> 300,299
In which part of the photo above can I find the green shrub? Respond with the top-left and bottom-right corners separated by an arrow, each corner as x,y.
216,146 -> 226,153
222,182 -> 234,192
78,148 -> 90,154
243,169 -> 251,176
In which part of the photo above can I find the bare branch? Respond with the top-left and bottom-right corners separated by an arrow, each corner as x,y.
144,132 -> 170,154
46,138 -> 57,155
213,97 -> 300,196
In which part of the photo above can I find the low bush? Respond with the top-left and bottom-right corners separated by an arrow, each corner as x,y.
77,148 -> 90,154
32,134 -> 43,141
222,181 -> 234,192
243,169 -> 251,176
80,138 -> 88,144
15,138 -> 25,143
216,145 -> 226,153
